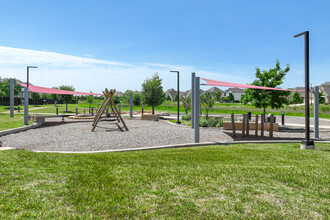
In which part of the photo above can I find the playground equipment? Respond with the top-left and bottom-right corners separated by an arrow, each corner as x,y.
92,89 -> 128,132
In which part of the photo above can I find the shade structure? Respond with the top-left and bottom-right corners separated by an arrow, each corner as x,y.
18,83 -> 103,96
201,78 -> 301,92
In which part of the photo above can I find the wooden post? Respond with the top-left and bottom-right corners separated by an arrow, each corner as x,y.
246,114 -> 249,137
281,111 -> 285,125
242,114 -> 246,137
66,103 -> 68,112
119,107 -> 121,115
269,114 -> 274,138
18,105 -> 20,113
261,114 -> 264,137
56,107 -> 58,115
231,113 -> 236,137
76,108 -> 78,115
255,115 -> 258,136
84,109 -> 86,114
106,107 -> 109,116
142,106 -> 144,115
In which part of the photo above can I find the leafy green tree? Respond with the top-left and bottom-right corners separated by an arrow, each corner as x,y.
30,92 -> 40,105
173,94 -> 178,102
224,92 -> 234,103
241,60 -> 291,116
290,91 -> 303,104
86,93 -> 94,108
133,93 -> 141,106
41,93 -> 52,99
141,73 -> 165,114
51,87 -> 59,101
319,91 -> 326,104
200,90 -> 222,119
113,95 -> 120,104
58,85 -> 75,104
0,79 -> 22,97
165,95 -> 171,101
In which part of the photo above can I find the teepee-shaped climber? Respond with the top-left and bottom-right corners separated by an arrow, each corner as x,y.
92,88 -> 128,132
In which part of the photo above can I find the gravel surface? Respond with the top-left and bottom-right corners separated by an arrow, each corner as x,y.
0,118 -> 233,152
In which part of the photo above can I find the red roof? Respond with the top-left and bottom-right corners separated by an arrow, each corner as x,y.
19,83 -> 103,96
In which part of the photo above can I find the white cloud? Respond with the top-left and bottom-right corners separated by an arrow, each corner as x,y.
0,46 -> 251,93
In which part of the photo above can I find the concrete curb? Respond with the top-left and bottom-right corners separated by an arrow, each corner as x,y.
29,139 -> 330,154
0,123 -> 41,137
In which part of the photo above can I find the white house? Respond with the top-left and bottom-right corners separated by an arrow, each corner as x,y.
223,88 -> 246,101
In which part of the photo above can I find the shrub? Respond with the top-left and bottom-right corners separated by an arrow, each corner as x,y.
207,117 -> 217,127
182,114 -> 191,121
199,118 -> 208,127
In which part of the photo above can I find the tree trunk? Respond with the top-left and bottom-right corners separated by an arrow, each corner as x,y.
263,107 -> 266,122
152,105 -> 155,115
206,109 -> 209,120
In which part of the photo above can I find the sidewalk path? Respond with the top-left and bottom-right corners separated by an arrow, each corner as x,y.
3,106 -> 46,113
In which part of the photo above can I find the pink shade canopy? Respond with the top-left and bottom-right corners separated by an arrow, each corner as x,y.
201,78 -> 301,92
19,83 -> 103,96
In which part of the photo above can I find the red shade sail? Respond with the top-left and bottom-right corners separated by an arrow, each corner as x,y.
201,78 -> 300,92
19,83 -> 103,96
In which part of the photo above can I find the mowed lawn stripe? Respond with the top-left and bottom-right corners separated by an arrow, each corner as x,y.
0,143 -> 329,218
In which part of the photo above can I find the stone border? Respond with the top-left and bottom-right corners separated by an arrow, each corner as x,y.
29,140 -> 330,154
0,123 -> 41,137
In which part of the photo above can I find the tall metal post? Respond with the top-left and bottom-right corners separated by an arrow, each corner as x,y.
10,79 -> 14,117
194,77 -> 200,143
170,70 -> 181,124
24,87 -> 29,125
191,72 -> 195,128
177,72 -> 180,124
294,31 -> 314,149
314,86 -> 319,138
129,92 -> 133,118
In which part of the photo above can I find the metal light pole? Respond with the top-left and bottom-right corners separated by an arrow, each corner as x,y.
294,31 -> 314,149
24,66 -> 38,125
170,71 -> 181,124
191,72 -> 195,128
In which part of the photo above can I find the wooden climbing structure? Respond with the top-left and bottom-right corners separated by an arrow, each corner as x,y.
92,88 -> 128,132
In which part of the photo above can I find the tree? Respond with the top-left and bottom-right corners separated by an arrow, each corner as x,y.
200,90 -> 222,119
113,95 -> 120,104
165,95 -> 171,101
291,91 -> 303,104
241,60 -> 291,116
319,91 -> 326,104
133,93 -> 141,106
51,87 -> 60,101
86,93 -> 94,108
181,95 -> 191,115
141,73 -> 165,114
30,92 -> 40,105
0,79 -> 22,97
224,92 -> 234,103
58,85 -> 75,104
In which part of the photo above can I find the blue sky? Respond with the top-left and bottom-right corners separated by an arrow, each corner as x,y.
0,0 -> 329,92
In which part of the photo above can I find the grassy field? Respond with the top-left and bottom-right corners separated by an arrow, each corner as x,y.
0,143 -> 329,218
0,113 -> 32,131
16,101 -> 330,119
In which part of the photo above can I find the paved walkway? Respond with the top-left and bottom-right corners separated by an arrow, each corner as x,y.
3,106 -> 46,113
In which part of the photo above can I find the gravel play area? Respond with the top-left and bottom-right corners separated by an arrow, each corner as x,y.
0,118 -> 233,152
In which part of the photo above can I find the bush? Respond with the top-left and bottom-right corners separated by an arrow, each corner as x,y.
199,118 -> 208,127
207,117 -> 217,127
181,114 -> 191,121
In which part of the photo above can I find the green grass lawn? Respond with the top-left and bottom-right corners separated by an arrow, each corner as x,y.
0,113 -> 32,131
25,102 -> 330,119
0,143 -> 329,218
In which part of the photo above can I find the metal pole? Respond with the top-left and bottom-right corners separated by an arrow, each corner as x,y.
314,86 -> 319,138
177,72 -> 180,124
24,87 -> 29,125
191,72 -> 195,128
304,31 -> 310,143
10,79 -> 14,117
294,31 -> 314,149
129,92 -> 133,118
194,77 -> 200,143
